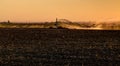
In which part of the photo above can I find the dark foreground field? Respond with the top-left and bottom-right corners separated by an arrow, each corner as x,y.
0,28 -> 120,66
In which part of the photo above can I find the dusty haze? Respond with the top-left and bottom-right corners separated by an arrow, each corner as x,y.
0,0 -> 120,22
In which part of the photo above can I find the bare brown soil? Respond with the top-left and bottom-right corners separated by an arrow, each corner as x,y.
0,28 -> 120,66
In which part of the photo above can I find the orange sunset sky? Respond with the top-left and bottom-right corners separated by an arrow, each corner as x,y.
0,0 -> 120,22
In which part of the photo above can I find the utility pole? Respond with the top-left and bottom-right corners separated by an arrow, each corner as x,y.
55,18 -> 58,28
8,20 -> 10,23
